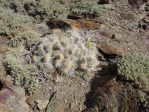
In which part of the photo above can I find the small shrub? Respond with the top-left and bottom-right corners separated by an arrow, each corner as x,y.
0,0 -> 68,22
4,47 -> 39,94
8,31 -> 41,47
0,6 -> 32,37
24,0 -> 68,21
116,54 -> 149,90
0,0 -> 37,13
138,91 -> 149,108
69,0 -> 107,18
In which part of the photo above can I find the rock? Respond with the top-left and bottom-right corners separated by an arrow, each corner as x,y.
97,40 -> 125,56
46,19 -> 71,29
67,14 -> 83,20
26,95 -> 35,106
64,19 -> 103,30
128,0 -> 148,8
139,17 -> 149,31
36,100 -> 49,110
97,0 -> 110,4
0,79 -> 29,112
46,102 -> 65,112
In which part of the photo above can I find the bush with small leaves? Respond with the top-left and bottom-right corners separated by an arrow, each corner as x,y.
0,6 -> 32,37
8,31 -> 41,47
4,47 -> 38,94
0,0 -> 68,22
69,0 -> 107,18
116,54 -> 149,90
0,0 -> 36,13
138,91 -> 149,107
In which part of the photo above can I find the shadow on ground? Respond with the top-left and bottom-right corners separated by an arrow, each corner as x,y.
83,63 -> 140,112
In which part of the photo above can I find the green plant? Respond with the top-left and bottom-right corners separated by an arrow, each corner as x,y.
0,0 -> 68,22
4,49 -> 39,94
70,1 -> 98,15
40,29 -> 99,76
0,6 -> 32,37
39,0 -> 68,19
116,54 -> 149,90
23,0 -> 68,21
69,0 -> 107,18
4,29 -> 99,94
8,31 -> 41,47
138,91 -> 148,107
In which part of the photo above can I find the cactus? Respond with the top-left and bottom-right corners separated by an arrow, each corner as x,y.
4,29 -> 99,93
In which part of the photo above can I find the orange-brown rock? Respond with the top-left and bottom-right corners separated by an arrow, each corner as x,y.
46,19 -> 103,30
64,19 -> 103,30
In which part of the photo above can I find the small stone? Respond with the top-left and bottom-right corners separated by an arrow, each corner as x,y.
36,100 -> 49,110
26,96 -> 35,106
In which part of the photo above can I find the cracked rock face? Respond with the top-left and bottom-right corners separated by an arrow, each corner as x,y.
0,79 -> 29,112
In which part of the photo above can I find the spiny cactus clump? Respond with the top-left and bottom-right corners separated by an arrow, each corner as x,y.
39,29 -> 99,76
5,28 -> 99,93
116,54 -> 149,90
